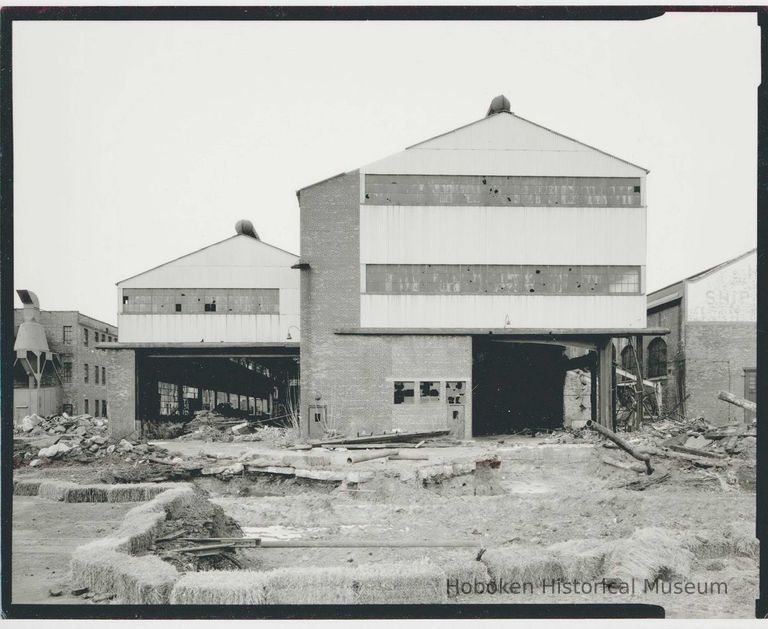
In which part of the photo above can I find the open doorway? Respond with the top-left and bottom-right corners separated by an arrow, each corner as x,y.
472,338 -> 567,436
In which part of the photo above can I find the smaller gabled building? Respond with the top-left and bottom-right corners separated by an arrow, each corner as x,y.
102,221 -> 300,439
617,249 -> 756,425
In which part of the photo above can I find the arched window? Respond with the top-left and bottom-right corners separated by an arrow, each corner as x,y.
647,338 -> 667,379
620,345 -> 637,375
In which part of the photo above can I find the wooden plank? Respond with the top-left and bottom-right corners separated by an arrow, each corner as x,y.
598,339 -> 613,429
312,429 -> 450,446
668,445 -> 727,460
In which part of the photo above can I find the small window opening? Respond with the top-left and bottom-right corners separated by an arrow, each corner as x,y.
419,381 -> 440,403
393,381 -> 415,404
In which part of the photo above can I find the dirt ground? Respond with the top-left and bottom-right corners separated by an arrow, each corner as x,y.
11,433 -> 758,617
12,497 -> 136,604
207,444 -> 757,618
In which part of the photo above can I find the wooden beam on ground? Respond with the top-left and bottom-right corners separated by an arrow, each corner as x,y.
312,429 -> 450,446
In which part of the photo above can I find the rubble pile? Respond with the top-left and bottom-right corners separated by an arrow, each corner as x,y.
179,410 -> 295,446
643,415 -> 757,459
13,413 -> 172,469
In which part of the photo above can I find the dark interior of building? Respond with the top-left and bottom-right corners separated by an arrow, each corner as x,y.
472,338 -> 568,435
135,349 -> 299,428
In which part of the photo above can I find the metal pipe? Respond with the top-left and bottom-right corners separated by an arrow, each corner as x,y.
586,419 -> 653,475
258,540 -> 479,549
346,449 -> 398,464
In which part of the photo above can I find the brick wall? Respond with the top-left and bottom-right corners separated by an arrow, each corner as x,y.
299,172 -> 473,436
105,348 -> 137,439
685,321 -> 756,425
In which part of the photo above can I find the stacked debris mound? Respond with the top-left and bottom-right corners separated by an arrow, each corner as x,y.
151,492 -> 250,572
179,409 -> 296,447
179,409 -> 258,442
645,416 -> 756,459
16,412 -> 108,439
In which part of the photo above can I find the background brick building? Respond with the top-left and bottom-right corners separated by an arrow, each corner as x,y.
13,306 -> 117,421
616,249 -> 756,426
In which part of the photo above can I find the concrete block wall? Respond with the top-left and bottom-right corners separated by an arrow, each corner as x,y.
105,349 -> 137,439
309,334 -> 471,437
563,370 -> 591,428
685,321 -> 756,425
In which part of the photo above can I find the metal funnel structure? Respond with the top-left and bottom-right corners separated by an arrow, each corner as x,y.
14,289 -> 61,418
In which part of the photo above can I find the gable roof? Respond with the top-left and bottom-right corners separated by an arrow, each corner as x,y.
363,111 -> 648,178
117,234 -> 299,286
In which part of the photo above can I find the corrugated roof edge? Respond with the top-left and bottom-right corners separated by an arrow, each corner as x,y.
13,309 -> 118,331
115,234 -> 299,286
647,248 -> 757,297
296,171 -> 351,196
406,111 -> 649,174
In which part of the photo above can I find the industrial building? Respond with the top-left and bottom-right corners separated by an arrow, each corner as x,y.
616,249 -> 757,425
296,95 -> 668,439
13,290 -> 118,422
102,220 -> 300,438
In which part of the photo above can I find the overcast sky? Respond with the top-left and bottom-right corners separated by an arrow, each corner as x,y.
13,13 -> 758,326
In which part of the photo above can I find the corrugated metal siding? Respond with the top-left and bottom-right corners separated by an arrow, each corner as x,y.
364,174 -> 641,207
360,294 -> 647,329
119,235 -> 299,289
117,312 -> 300,343
360,205 -> 646,265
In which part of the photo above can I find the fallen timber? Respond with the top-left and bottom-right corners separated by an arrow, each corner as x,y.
586,419 -> 653,475
718,390 -> 757,414
311,429 -> 450,447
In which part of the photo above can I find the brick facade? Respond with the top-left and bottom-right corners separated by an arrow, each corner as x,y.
13,309 -> 117,417
299,172 -> 473,437
685,321 -> 756,425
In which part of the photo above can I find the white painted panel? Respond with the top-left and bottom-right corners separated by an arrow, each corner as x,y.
686,252 -> 756,322
361,205 -> 646,265
361,295 -> 647,329
121,267 -> 298,289
364,148 -> 645,178
365,113 -> 646,177
117,314 -> 288,343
